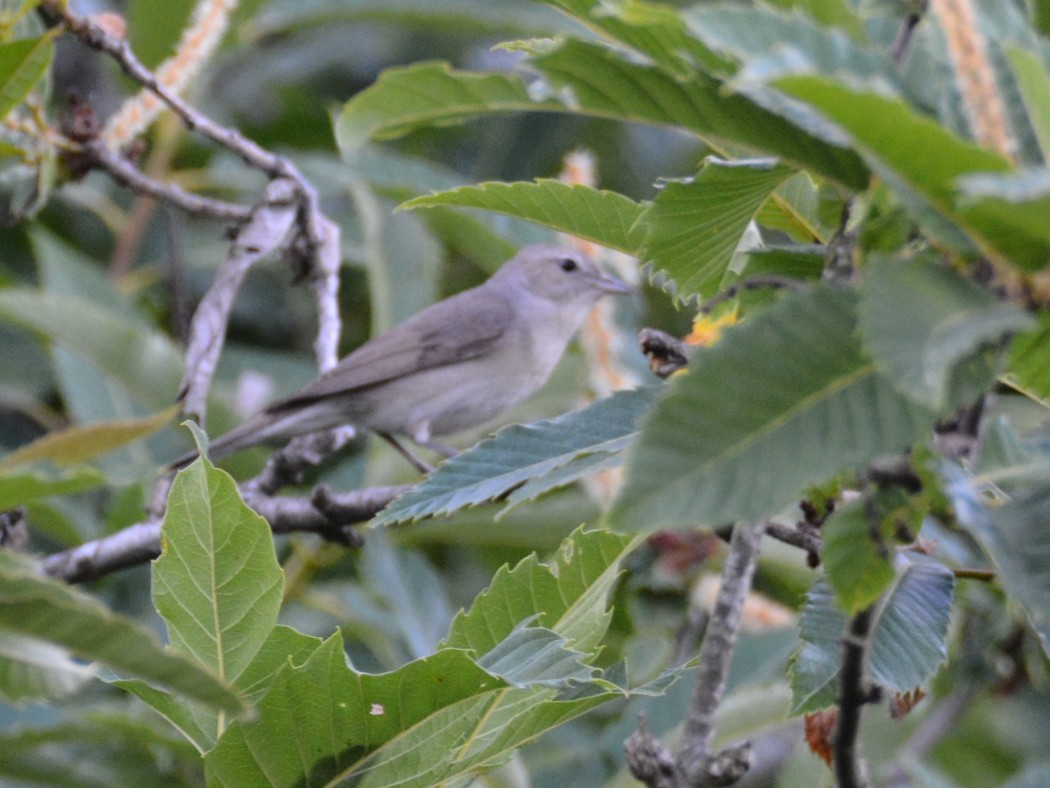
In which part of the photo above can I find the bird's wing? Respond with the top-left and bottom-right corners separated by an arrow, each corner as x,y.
268,287 -> 514,410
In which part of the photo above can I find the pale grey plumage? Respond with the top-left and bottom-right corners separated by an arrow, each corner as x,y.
175,245 -> 630,467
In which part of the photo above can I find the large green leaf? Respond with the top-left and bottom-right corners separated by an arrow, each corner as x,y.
955,169 -> 1050,264
611,287 -> 936,530
149,450 -> 285,747
639,158 -> 794,298
0,36 -> 53,119
204,529 -> 652,787
0,465 -> 104,509
532,39 -> 868,188
335,46 -> 868,189
859,255 -> 1033,409
142,453 -> 287,748
401,180 -> 647,254
789,559 -> 954,714
769,74 -> 1050,270
374,387 -> 658,526
0,552 -> 241,713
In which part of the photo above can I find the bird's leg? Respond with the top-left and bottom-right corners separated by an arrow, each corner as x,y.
378,432 -> 435,474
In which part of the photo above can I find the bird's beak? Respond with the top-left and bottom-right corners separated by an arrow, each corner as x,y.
594,271 -> 633,295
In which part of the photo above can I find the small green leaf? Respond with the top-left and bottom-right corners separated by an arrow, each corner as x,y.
859,255 -> 1033,410
401,179 -> 647,254
640,158 -> 794,298
822,498 -> 896,615
0,36 -> 53,119
0,465 -> 104,509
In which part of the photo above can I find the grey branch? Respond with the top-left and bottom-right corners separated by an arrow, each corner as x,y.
78,140 -> 252,222
177,177 -> 300,419
833,607 -> 876,788
39,484 -> 406,584
626,522 -> 765,787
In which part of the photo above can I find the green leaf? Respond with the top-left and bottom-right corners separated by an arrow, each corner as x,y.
1004,312 -> 1050,406
373,387 -> 658,526
0,631 -> 95,702
151,454 -> 284,746
822,498 -> 896,615
947,465 -> 1050,656
0,36 -> 53,118
955,169 -> 1050,262
532,39 -> 868,189
0,289 -> 184,410
0,552 -> 241,713
1005,46 -> 1050,159
0,406 -> 178,470
755,171 -> 831,244
738,244 -> 825,281
859,255 -> 1033,409
789,559 -> 954,713
401,179 -> 647,254
335,60 -> 563,151
444,527 -> 636,655
611,287 -> 936,531
0,465 -> 104,509
205,529 -> 645,787
335,47 -> 869,189
639,158 -> 794,298
538,0 -> 729,76
769,74 -> 1050,270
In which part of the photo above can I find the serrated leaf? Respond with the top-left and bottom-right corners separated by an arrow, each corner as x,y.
1004,312 -> 1050,406
946,465 -> 1050,655
539,0 -> 728,77
789,559 -> 954,713
611,287 -> 936,531
0,36 -> 53,119
532,39 -> 868,189
444,527 -> 637,655
374,387 -> 658,526
401,179 -> 647,253
859,255 -> 1033,409
640,158 -> 794,298
0,552 -> 241,713
822,498 -> 896,615
205,529 -> 646,788
478,625 -> 597,687
335,46 -> 868,189
0,406 -> 178,470
770,74 -> 1050,270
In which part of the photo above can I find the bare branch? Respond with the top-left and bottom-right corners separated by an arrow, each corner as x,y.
676,520 -> 764,786
39,483 -> 405,584
76,139 -> 252,222
177,176 -> 299,419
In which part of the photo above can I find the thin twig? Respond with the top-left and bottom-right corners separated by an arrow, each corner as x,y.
889,10 -> 924,66
79,139 -> 252,222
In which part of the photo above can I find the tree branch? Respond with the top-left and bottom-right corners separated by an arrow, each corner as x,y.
833,606 -> 876,788
39,483 -> 407,584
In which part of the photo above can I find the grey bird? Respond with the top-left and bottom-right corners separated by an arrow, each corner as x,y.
174,245 -> 631,470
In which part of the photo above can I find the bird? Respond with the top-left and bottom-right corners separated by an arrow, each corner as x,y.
173,244 -> 631,471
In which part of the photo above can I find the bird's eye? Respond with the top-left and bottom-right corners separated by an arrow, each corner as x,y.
559,257 -> 578,272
